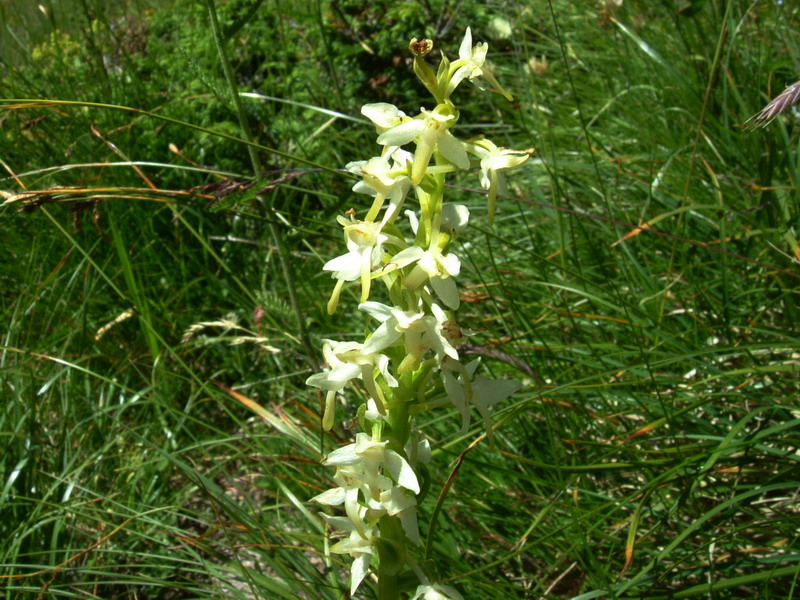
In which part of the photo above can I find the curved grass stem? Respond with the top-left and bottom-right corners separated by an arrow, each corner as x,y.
205,0 -> 319,371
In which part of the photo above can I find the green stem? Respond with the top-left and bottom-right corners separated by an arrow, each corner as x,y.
377,372 -> 415,598
205,0 -> 260,179
416,186 -> 432,247
378,570 -> 400,600
386,389 -> 410,447
205,0 -> 319,371
377,515 -> 405,600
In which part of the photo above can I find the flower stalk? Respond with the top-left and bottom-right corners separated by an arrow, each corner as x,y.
308,28 -> 530,598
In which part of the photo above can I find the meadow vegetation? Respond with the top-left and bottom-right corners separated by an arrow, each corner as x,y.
1,0 -> 798,598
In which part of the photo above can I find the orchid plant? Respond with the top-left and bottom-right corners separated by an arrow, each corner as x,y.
307,28 -> 529,599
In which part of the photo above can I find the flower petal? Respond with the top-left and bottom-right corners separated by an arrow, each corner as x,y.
378,119 -> 426,146
458,27 -> 473,61
358,301 -> 394,321
384,450 -> 420,493
306,363 -> 362,391
431,275 -> 460,310
324,443 -> 360,466
323,252 -> 362,280
350,552 -> 372,595
437,131 -> 470,169
362,320 -> 402,355
472,378 -> 522,409
392,246 -> 425,268
311,487 -> 346,505
411,126 -> 437,183
442,203 -> 470,231
362,102 -> 404,130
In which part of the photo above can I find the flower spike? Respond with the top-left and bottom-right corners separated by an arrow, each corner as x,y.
308,27 -> 529,598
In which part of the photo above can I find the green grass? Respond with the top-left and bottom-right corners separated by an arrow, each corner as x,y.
1,0 -> 799,598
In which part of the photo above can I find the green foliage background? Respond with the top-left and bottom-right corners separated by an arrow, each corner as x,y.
1,0 -> 798,598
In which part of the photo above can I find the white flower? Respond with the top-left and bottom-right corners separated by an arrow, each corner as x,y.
362,102 -> 406,133
313,433 -> 422,541
378,485 -> 420,543
346,150 -> 414,224
362,102 -> 408,159
360,300 -> 460,374
325,432 -> 419,490
364,398 -> 387,422
405,204 -> 469,235
323,216 -> 389,312
411,583 -> 465,600
470,376 -> 522,440
323,512 -> 378,596
441,203 -> 470,232
400,302 -> 460,373
347,156 -> 405,198
377,105 -> 469,184
312,470 -> 369,538
441,358 -> 522,441
469,138 -> 529,222
358,301 -> 425,354
305,340 -> 397,428
447,27 -> 512,100
441,362 -> 473,435
407,435 -> 432,464
393,244 -> 462,310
